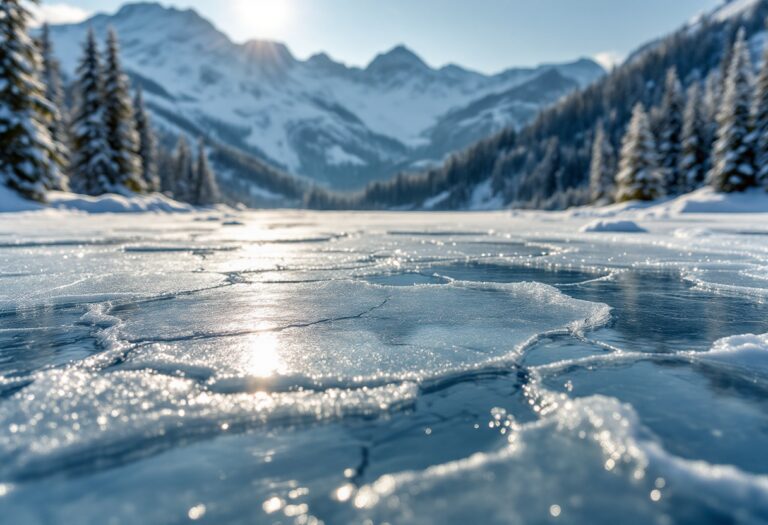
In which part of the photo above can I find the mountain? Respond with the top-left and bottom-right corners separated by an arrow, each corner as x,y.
47,2 -> 604,204
306,0 -> 768,210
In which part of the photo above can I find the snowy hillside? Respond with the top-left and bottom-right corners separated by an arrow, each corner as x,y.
47,2 -> 604,191
712,0 -> 763,21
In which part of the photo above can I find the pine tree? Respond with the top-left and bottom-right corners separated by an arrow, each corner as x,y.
156,141 -> 177,195
680,83 -> 708,192
719,26 -> 736,93
657,68 -> 684,194
39,23 -> 69,188
0,0 -> 66,201
702,70 -> 722,174
588,120 -> 615,203
753,30 -> 768,190
191,139 -> 219,205
710,27 -> 756,192
133,87 -> 159,192
703,70 -> 722,119
172,136 -> 194,201
71,28 -> 113,195
103,28 -> 144,193
615,103 -> 664,202
537,138 -> 562,197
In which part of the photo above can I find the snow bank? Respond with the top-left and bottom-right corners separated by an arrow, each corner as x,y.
664,187 -> 768,214
0,186 -> 192,214
572,187 -> 768,219
579,219 -> 647,233
47,191 -> 192,213
422,190 -> 450,210
0,185 -> 44,213
569,197 -> 673,219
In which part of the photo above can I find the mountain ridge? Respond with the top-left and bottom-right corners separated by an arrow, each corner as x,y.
47,2 -> 604,203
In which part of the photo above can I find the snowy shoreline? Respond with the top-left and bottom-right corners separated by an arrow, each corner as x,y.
2,184 -> 767,216
0,185 -> 194,214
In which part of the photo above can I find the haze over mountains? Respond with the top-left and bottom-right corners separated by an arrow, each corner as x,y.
47,2 -> 604,201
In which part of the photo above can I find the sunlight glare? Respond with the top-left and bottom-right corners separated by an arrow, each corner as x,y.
245,332 -> 283,377
233,0 -> 293,38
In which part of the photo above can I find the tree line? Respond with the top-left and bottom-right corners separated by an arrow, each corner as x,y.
0,0 -> 218,205
592,27 -> 767,204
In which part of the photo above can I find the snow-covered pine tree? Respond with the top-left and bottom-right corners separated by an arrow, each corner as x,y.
71,27 -> 113,195
133,87 -> 159,192
156,141 -> 177,195
719,26 -> 736,93
588,120 -> 615,203
657,68 -> 684,194
0,0 -> 67,201
680,83 -> 708,192
753,30 -> 768,190
532,137 -> 562,199
615,103 -> 664,202
710,27 -> 756,192
172,136 -> 194,201
702,70 -> 722,174
103,28 -> 144,193
191,139 -> 219,206
39,23 -> 69,188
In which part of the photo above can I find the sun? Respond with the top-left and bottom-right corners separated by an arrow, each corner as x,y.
233,0 -> 293,38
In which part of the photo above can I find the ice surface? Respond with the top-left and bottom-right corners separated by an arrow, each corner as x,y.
1,207 -> 768,524
348,394 -> 768,525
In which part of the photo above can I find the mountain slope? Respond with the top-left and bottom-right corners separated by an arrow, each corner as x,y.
48,2 -> 604,199
306,0 -> 768,210
420,69 -> 580,162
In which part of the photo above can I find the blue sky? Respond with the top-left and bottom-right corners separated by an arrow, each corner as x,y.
36,0 -> 724,72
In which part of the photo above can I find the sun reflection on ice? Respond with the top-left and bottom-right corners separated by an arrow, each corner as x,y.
243,331 -> 283,378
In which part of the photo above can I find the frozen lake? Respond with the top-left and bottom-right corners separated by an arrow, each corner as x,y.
0,209 -> 767,524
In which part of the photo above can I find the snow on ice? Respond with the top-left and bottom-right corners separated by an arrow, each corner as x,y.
579,219 -> 647,233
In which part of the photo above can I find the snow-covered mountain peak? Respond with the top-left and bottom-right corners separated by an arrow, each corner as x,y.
241,39 -> 296,73
367,45 -> 430,73
541,58 -> 607,87
53,2 -> 234,75
112,1 -> 174,19
438,63 -> 483,79
306,51 -> 344,68
108,2 -> 225,43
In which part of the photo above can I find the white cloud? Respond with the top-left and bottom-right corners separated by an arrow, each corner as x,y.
593,51 -> 625,71
28,3 -> 92,27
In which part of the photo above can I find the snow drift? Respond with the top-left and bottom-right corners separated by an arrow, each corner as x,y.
0,185 -> 191,214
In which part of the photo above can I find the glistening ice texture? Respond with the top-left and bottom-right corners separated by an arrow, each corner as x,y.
0,208 -> 767,524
